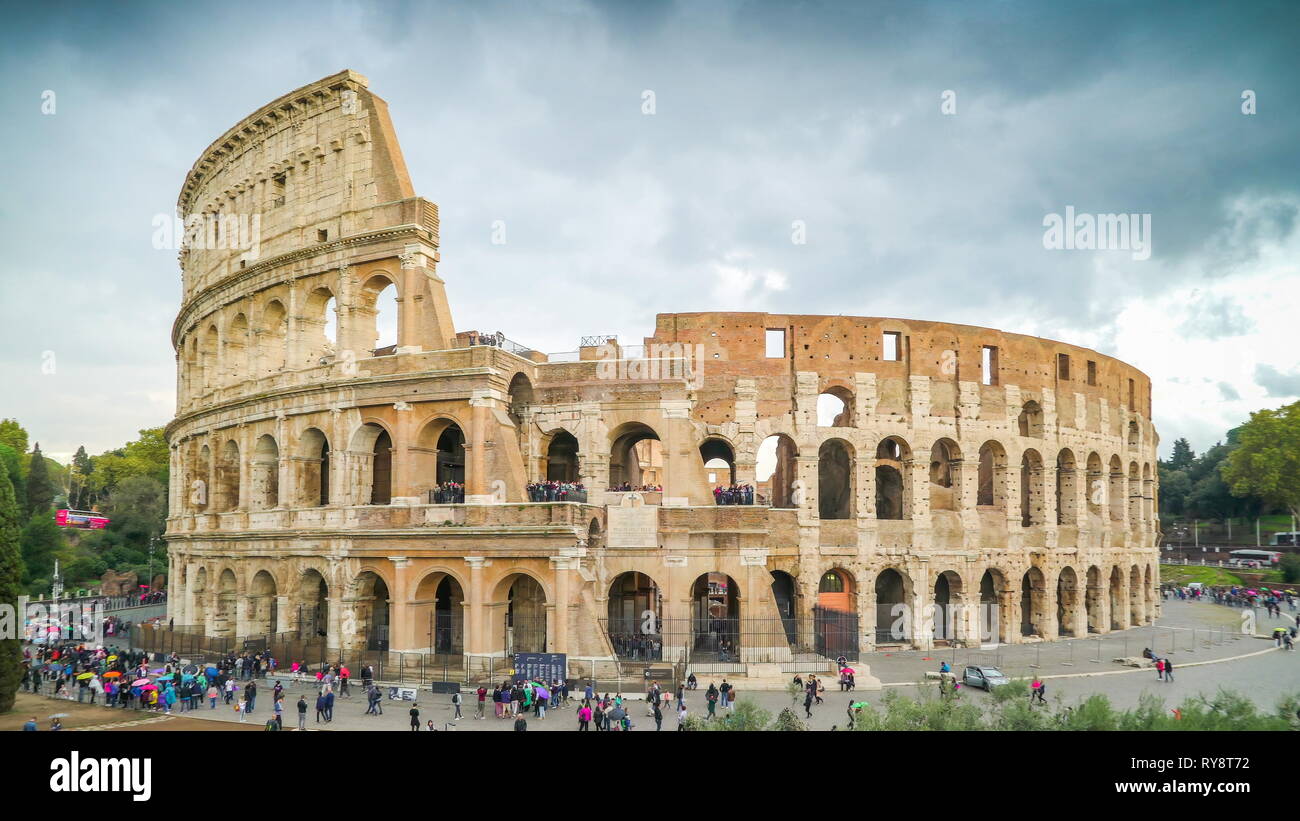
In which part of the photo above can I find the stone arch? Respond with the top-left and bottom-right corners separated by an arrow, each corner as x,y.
928,438 -> 961,511
247,569 -> 279,635
1020,448 -> 1046,526
874,437 -> 910,520
815,567 -> 859,660
192,444 -> 211,512
416,416 -> 467,490
979,567 -> 1012,644
199,323 -> 220,392
296,427 -> 331,506
1127,461 -> 1142,527
544,429 -> 580,482
756,433 -> 799,507
214,567 -> 239,638
690,572 -> 741,661
493,571 -> 549,654
1085,565 -> 1105,633
352,569 -> 392,652
770,570 -> 799,646
1127,419 -> 1140,450
358,272 -> 400,355
932,569 -> 963,642
586,516 -> 603,550
215,439 -> 240,512
250,433 -> 280,510
348,421 -> 393,505
817,385 -> 854,427
507,371 -> 534,429
700,436 -> 737,487
257,298 -> 288,375
189,566 -> 209,629
1055,448 -> 1078,525
1108,565 -> 1125,630
1108,455 -> 1125,523
412,569 -> 468,654
226,313 -> 248,384
873,567 -> 912,644
1018,400 -> 1044,437
607,571 -> 663,659
1085,452 -> 1104,520
977,440 -> 1009,508
608,421 -> 662,489
819,438 -> 856,519
1020,566 -> 1048,637
296,568 -> 331,638
1056,566 -> 1083,637
300,286 -> 337,367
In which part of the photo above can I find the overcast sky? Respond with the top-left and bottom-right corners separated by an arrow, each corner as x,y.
2,0 -> 1298,463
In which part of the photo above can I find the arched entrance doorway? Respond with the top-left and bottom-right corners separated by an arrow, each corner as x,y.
979,569 -> 1010,644
874,568 -> 909,644
756,434 -> 798,507
503,574 -> 547,654
1057,566 -> 1081,637
298,569 -> 330,640
248,570 -> 278,635
818,439 -> 855,519
770,570 -> 798,646
609,423 -> 661,489
1021,567 -> 1047,637
607,571 -> 662,660
933,570 -> 963,643
814,569 -> 858,660
545,431 -> 579,482
214,569 -> 238,638
691,573 -> 740,662
1086,565 -> 1104,633
353,572 -> 390,652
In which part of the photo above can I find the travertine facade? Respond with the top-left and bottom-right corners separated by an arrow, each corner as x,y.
165,71 -> 1161,674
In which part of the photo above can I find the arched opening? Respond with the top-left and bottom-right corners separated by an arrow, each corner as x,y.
412,572 -> 465,655
691,573 -> 740,661
544,430 -> 579,482
257,299 -> 288,375
700,437 -> 737,488
1018,400 -> 1043,437
979,569 -> 1008,644
200,324 -> 220,392
1020,448 -> 1045,527
874,568 -> 909,644
1085,452 -> 1104,520
818,438 -> 855,519
770,570 -> 798,646
251,434 -> 279,510
188,567 -> 209,629
1056,566 -> 1081,637
929,439 -> 960,511
348,423 -> 392,505
354,571 -> 391,652
1086,565 -> 1104,633
609,422 -> 661,490
756,433 -> 798,507
214,569 -> 238,638
298,569 -> 330,640
1127,420 -> 1140,450
297,428 -> 330,507
977,441 -> 1008,508
815,569 -> 858,660
225,314 -> 248,383
301,286 -> 337,366
587,517 -> 603,550
183,336 -> 200,401
504,574 -> 547,654
1109,566 -> 1124,630
933,570 -> 963,642
1127,462 -> 1142,527
192,445 -> 211,512
507,372 -> 534,430
817,387 -> 853,427
1056,448 -> 1078,525
607,571 -> 662,660
874,437 -> 909,520
248,570 -> 278,635
215,440 -> 240,512
359,275 -> 399,356
1108,455 -> 1125,523
1020,567 -> 1046,637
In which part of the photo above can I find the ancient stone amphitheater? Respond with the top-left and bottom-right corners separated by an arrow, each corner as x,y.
164,70 -> 1161,679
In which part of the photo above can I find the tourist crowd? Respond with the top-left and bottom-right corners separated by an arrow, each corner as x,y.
606,483 -> 662,492
429,482 -> 465,504
713,484 -> 755,505
526,481 -> 586,502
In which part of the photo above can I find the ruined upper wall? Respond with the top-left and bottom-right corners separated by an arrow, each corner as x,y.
175,69 -> 428,301
647,312 -> 1153,422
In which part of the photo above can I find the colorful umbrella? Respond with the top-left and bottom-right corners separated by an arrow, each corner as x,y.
182,674 -> 195,682
103,671 -> 121,678
840,667 -> 856,675
140,684 -> 158,691
151,669 -> 166,675
183,664 -> 197,674
205,666 -> 218,676
534,686 -> 551,700
132,678 -> 151,687
77,672 -> 95,680
106,655 -> 117,661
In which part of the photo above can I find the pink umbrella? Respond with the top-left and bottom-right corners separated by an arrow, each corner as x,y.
141,684 -> 158,691
132,678 -> 150,687
841,667 -> 856,675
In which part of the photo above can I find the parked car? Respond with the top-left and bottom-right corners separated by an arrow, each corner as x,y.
963,665 -> 1010,690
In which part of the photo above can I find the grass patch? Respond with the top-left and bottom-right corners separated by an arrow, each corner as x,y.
1160,565 -> 1244,586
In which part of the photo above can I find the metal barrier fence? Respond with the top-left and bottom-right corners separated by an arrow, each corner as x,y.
599,617 -> 833,665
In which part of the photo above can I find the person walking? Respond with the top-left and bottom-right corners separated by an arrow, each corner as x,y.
578,703 -> 592,731
475,685 -> 487,720
315,692 -> 327,723
803,687 -> 814,718
1163,658 -> 1174,683
451,690 -> 463,721
297,695 -> 307,730
1155,657 -> 1165,682
409,702 -> 420,731
677,699 -> 688,730
706,685 -> 718,720
652,700 -> 663,731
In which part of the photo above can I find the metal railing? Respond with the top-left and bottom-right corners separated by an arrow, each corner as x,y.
451,332 -> 538,358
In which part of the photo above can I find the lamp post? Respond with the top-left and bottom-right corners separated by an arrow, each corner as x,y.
52,559 -> 64,640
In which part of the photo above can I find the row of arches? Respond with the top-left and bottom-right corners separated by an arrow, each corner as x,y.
180,274 -> 400,403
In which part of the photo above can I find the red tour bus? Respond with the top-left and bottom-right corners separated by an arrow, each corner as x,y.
55,509 -> 110,529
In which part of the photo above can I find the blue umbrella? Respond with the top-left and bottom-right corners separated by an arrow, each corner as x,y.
182,674 -> 195,682
205,666 -> 218,676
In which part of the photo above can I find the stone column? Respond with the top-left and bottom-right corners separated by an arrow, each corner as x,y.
466,557 -> 487,655
275,595 -> 291,633
466,391 -> 492,503
552,557 -> 572,655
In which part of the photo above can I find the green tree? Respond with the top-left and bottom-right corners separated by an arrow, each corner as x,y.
0,458 -> 23,711
1168,437 -> 1195,471
1221,401 -> 1300,521
773,707 -> 807,730
0,444 -> 23,510
0,419 -> 28,459
1280,554 -> 1300,585
25,442 -> 54,515
19,509 -> 63,589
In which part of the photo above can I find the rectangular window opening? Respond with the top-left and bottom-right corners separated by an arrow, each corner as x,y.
1057,353 -> 1071,381
317,228 -> 328,242
1086,360 -> 1097,386
765,329 -> 786,358
883,331 -> 901,362
981,345 -> 999,386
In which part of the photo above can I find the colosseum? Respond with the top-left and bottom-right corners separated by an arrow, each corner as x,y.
164,70 -> 1161,682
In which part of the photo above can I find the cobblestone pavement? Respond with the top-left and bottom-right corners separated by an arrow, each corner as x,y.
79,598 -> 1286,731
